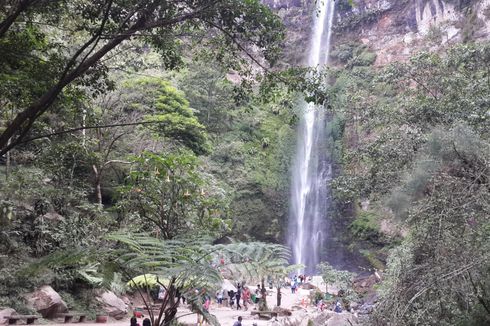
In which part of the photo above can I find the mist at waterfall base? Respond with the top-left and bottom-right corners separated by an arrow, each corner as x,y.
288,0 -> 367,274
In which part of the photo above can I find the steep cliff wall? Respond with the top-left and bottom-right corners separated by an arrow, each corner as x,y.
262,0 -> 315,66
265,0 -> 490,66
333,0 -> 490,65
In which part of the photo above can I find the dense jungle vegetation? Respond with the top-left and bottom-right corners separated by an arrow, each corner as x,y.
328,41 -> 490,325
0,0 -> 297,322
1,1 -> 489,326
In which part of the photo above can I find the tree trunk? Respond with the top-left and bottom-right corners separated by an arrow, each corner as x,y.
259,278 -> 268,311
276,286 -> 281,307
0,0 -> 35,38
93,165 -> 102,205
5,138 -> 10,180
0,27 -> 134,156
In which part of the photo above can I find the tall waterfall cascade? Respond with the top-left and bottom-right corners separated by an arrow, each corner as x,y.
288,0 -> 335,272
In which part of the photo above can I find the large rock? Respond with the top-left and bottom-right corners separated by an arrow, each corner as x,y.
309,311 -> 359,326
0,308 -> 16,325
272,306 -> 292,316
353,274 -> 379,295
96,290 -> 128,320
324,313 -> 358,326
25,286 -> 68,318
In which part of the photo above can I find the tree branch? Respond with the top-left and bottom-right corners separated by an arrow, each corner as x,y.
0,0 -> 37,38
16,120 -> 165,145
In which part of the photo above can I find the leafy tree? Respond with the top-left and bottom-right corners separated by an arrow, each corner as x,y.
177,62 -> 236,134
218,241 -> 291,311
372,125 -> 490,326
329,42 -> 490,325
317,262 -> 354,297
0,0 -> 285,156
118,151 -> 230,240
121,77 -> 210,155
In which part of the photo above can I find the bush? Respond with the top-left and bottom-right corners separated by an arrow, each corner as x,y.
331,42 -> 377,67
349,211 -> 380,242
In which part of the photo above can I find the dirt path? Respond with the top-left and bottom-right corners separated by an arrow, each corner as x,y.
45,285 -> 316,326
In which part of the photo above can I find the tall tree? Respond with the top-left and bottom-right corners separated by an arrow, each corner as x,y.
0,0 -> 284,156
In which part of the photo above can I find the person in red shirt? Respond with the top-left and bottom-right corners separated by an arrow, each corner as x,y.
241,287 -> 251,311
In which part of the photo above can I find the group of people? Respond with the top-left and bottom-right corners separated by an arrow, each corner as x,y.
316,299 -> 346,313
216,283 -> 264,311
290,274 -> 310,294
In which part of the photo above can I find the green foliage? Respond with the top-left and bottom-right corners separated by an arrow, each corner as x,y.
425,25 -> 444,44
0,0 -> 285,155
118,151 -> 230,240
333,8 -> 384,32
331,42 -> 377,67
349,211 -> 380,242
106,233 -> 290,324
335,0 -> 354,13
177,62 -> 236,134
317,262 -> 356,300
330,41 -> 490,325
121,77 -> 210,155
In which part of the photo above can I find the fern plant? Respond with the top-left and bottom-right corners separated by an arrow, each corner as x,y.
107,233 -> 292,324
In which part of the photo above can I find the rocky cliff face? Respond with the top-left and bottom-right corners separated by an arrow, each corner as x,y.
265,0 -> 490,66
262,0 -> 315,66
334,0 -> 490,65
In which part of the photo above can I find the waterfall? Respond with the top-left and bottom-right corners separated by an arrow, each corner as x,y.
289,0 -> 335,272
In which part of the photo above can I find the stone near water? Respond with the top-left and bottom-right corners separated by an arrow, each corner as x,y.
25,285 -> 68,318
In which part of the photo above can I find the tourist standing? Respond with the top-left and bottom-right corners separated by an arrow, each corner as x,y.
216,289 -> 224,307
228,289 -> 235,308
235,285 -> 242,310
242,287 -> 251,311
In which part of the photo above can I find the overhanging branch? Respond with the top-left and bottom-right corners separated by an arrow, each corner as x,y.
17,120 -> 165,145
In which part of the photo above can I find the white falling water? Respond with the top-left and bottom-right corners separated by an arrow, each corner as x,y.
289,0 -> 335,272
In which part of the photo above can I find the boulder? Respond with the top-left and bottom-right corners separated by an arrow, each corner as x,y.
96,290 -> 128,320
353,274 -> 379,295
350,301 -> 359,310
272,306 -> 292,316
324,313 -> 358,326
25,285 -> 68,318
305,311 -> 359,326
42,212 -> 64,222
0,308 -> 16,325
358,303 -> 375,315
300,283 -> 317,290
309,311 -> 333,325
363,292 -> 379,306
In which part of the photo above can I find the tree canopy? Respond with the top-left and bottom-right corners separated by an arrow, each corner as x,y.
0,0 -> 284,156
